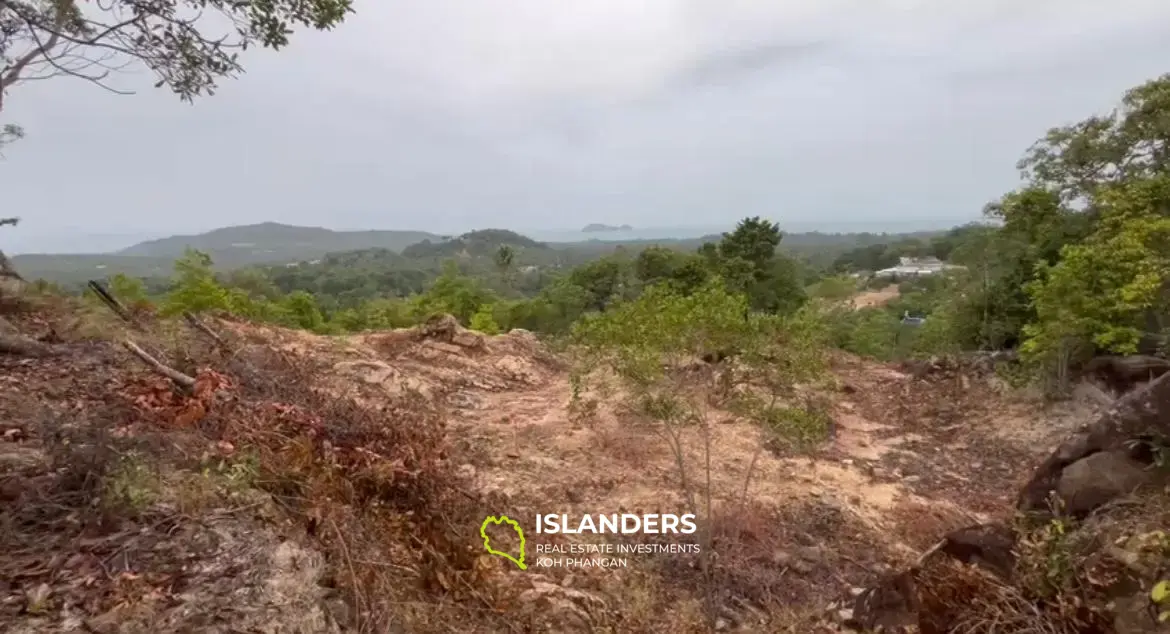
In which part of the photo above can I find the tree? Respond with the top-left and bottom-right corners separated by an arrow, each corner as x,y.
568,255 -> 632,312
1023,174 -> 1170,379
411,260 -> 496,324
718,216 -> 781,272
0,0 -> 353,123
161,248 -> 231,316
1018,73 -> 1170,206
493,244 -> 515,287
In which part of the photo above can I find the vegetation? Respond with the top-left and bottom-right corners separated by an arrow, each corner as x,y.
24,73 -> 1170,397
0,2 -> 353,138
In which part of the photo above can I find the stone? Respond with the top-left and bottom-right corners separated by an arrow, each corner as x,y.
1056,450 -> 1152,517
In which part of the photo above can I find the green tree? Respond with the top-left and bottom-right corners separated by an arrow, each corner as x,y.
1023,174 -> 1170,372
412,260 -> 496,324
494,245 -> 516,287
1018,74 -> 1170,205
469,304 -> 502,335
0,0 -> 353,131
161,249 -> 231,316
718,216 -> 782,271
568,255 -> 632,312
281,290 -> 328,332
634,245 -> 687,285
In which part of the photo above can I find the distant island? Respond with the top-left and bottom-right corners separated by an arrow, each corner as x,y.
581,224 -> 633,233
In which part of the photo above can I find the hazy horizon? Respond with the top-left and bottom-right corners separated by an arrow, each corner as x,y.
6,216 -> 975,255
4,0 -> 1169,255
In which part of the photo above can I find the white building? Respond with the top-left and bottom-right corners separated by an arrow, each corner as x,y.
874,256 -> 957,279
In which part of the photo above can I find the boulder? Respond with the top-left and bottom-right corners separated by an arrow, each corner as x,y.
1055,450 -> 1152,517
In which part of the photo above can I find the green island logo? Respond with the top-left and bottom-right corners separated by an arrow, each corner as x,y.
480,515 -> 527,570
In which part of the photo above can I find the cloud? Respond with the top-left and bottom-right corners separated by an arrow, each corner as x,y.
3,0 -> 1170,252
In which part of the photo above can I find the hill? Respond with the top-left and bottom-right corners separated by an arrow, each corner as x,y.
10,222 -> 951,288
1,297 -> 1161,632
400,229 -> 549,259
117,222 -> 442,266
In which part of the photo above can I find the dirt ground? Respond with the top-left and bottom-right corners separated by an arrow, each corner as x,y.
850,285 -> 901,310
0,305 -> 1102,633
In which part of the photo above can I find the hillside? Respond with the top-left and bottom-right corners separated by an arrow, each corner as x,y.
1,296 -> 1164,633
10,223 -> 953,288
118,222 -> 442,265
401,229 -> 549,259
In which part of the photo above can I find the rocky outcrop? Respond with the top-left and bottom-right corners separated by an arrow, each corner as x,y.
847,369 -> 1170,632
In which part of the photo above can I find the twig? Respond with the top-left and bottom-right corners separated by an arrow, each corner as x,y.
122,339 -> 195,390
329,516 -> 368,631
354,559 -> 420,576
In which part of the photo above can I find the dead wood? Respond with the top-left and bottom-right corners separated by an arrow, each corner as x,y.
0,332 -> 56,357
182,311 -> 231,352
122,340 -> 195,390
87,280 -> 137,326
1017,366 -> 1170,516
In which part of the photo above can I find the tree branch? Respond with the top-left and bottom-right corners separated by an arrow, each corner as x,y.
122,339 -> 195,390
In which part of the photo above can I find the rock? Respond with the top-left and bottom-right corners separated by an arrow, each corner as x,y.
452,329 -> 486,349
1083,355 -> 1170,396
495,355 -> 544,385
1056,450 -> 1152,517
1019,369 -> 1170,516
935,523 -> 1017,579
424,340 -> 465,356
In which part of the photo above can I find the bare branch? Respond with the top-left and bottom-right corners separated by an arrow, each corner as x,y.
182,310 -> 231,352
87,279 -> 138,325
122,339 -> 195,390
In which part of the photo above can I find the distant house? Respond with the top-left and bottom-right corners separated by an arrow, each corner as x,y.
874,256 -> 961,279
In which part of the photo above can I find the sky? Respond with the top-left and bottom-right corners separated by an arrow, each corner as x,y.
4,0 -> 1170,253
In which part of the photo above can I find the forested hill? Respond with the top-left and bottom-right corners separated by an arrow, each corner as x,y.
117,222 -> 442,265
12,225 -> 952,287
401,229 -> 548,259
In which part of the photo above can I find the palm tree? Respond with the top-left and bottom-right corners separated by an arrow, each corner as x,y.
494,244 -> 516,288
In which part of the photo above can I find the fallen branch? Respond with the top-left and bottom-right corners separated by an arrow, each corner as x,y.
182,311 -> 230,352
0,332 -> 56,357
88,280 -> 137,326
122,339 -> 195,390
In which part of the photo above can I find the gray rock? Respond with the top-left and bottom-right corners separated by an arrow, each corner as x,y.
1056,450 -> 1152,516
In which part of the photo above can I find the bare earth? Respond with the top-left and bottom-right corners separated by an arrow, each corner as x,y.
850,284 -> 901,309
224,321 -> 1098,629
0,312 -> 1104,632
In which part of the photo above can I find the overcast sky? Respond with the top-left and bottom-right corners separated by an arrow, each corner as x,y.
4,0 -> 1170,252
